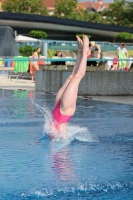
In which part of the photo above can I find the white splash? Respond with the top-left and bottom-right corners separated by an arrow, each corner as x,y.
31,100 -> 97,145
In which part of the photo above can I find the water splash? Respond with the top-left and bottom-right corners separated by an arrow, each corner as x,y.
31,100 -> 97,146
19,181 -> 133,199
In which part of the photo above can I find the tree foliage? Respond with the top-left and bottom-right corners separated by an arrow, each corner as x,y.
19,45 -> 56,58
19,45 -> 35,57
54,0 -> 133,28
76,34 -> 91,39
54,0 -> 78,19
115,32 -> 133,41
2,0 -> 133,30
54,0 -> 92,21
3,0 -> 48,15
29,30 -> 47,39
101,0 -> 133,27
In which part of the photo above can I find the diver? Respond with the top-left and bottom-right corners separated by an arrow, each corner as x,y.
50,35 -> 89,139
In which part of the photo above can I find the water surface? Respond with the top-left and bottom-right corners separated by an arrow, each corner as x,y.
0,89 -> 133,199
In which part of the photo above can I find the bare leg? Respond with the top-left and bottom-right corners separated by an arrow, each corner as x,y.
54,36 -> 84,106
31,63 -> 39,82
72,36 -> 83,75
54,75 -> 72,106
60,35 -> 89,116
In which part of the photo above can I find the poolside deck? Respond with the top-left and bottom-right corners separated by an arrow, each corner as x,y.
0,75 -> 35,91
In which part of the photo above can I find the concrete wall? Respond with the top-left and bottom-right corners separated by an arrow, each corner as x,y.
35,70 -> 133,95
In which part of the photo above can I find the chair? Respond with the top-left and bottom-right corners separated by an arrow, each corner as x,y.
8,56 -> 29,80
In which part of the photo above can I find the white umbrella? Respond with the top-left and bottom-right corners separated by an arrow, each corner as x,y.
15,35 -> 39,42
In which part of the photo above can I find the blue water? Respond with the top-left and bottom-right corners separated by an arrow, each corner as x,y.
0,89 -> 133,200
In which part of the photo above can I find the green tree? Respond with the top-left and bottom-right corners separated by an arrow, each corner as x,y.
3,0 -> 48,15
87,12 -> 104,23
101,0 -> 133,26
54,0 -> 92,21
124,1 -> 133,27
29,30 -> 47,39
101,0 -> 125,25
54,0 -> 78,19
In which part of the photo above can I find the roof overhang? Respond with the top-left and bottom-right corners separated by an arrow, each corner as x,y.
0,19 -> 119,37
0,12 -> 133,37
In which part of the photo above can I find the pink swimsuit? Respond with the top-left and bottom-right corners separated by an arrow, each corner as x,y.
52,101 -> 73,131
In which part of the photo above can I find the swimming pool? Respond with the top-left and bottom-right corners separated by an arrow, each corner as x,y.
0,89 -> 133,200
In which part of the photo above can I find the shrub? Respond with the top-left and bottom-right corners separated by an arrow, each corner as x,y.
115,32 -> 133,41
47,49 -> 56,58
76,34 -> 91,39
19,45 -> 56,58
29,30 -> 47,39
19,45 -> 36,57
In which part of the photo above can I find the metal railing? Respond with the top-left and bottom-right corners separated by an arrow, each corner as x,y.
0,57 -> 133,62
0,57 -> 132,76
16,40 -> 133,51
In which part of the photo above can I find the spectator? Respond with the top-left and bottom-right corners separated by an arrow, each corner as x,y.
111,58 -> 119,70
87,43 -> 92,58
31,47 -> 41,83
115,43 -> 128,70
91,42 -> 101,59
87,43 -> 94,66
54,51 -> 63,57
87,41 -> 101,66
116,43 -> 128,57
52,51 -> 65,65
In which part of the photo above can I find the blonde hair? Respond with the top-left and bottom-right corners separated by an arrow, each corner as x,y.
90,41 -> 96,46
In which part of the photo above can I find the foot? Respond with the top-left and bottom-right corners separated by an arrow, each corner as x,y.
82,35 -> 89,53
76,36 -> 83,52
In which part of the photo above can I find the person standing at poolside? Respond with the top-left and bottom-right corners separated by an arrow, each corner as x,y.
91,41 -> 101,59
31,47 -> 41,83
115,43 -> 128,70
116,43 -> 128,57
50,35 -> 89,139
87,41 -> 101,67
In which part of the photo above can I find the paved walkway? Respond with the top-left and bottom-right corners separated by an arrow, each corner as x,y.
0,75 -> 35,91
0,75 -> 133,105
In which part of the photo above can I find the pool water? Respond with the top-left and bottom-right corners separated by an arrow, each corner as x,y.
0,89 -> 133,200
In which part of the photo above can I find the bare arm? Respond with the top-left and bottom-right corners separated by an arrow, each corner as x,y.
95,44 -> 101,59
32,52 -> 37,58
96,44 -> 101,52
115,48 -> 119,54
